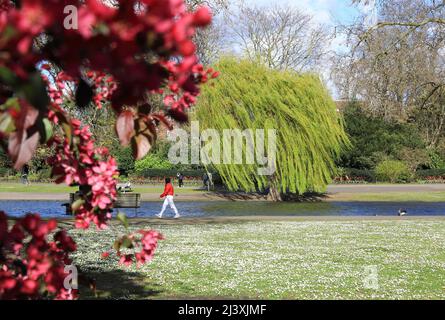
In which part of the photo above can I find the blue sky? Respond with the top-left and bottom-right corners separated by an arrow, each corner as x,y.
245,0 -> 361,26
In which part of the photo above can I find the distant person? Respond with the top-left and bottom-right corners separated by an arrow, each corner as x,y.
156,178 -> 180,219
21,164 -> 30,185
203,172 -> 209,189
177,172 -> 184,188
202,172 -> 212,191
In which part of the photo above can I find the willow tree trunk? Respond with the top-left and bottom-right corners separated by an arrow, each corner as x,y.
267,175 -> 282,202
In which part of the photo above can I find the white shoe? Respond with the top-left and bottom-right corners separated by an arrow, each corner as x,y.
174,214 -> 181,219
155,213 -> 163,219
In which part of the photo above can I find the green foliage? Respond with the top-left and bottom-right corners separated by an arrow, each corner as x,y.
337,168 -> 377,183
30,146 -> 54,172
133,139 -> 185,173
195,57 -> 349,194
416,169 -> 445,179
134,154 -> 173,173
375,160 -> 411,183
130,168 -> 218,179
339,102 -> 425,169
397,147 -> 430,172
35,167 -> 52,181
427,150 -> 445,169
0,166 -> 10,177
0,148 -> 12,169
110,145 -> 135,176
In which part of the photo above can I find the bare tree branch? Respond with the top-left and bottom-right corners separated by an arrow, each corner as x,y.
224,2 -> 331,72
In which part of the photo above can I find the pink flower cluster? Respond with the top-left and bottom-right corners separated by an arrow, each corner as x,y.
110,229 -> 164,267
87,71 -> 118,110
0,212 -> 77,300
1,0 -> 214,165
0,0 -> 213,298
0,0 -> 212,118
48,119 -> 118,230
161,62 -> 219,121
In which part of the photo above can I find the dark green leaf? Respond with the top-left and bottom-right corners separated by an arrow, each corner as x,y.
75,78 -> 93,109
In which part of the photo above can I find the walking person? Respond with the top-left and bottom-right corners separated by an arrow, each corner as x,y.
156,178 -> 180,219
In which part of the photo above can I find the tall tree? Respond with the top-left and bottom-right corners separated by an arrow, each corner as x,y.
333,0 -> 445,120
195,58 -> 349,200
187,0 -> 229,65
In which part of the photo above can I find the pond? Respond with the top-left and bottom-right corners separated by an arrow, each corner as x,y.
1,200 -> 445,218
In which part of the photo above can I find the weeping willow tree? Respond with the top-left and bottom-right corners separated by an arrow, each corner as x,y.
194,58 -> 349,200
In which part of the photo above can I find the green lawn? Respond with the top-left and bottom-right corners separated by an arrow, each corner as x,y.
0,183 -> 77,193
0,183 -> 205,194
66,218 -> 445,300
330,191 -> 445,202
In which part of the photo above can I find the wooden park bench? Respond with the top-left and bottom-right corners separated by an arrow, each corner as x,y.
63,192 -> 141,216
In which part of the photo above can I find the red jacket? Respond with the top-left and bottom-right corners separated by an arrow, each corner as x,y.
160,183 -> 174,198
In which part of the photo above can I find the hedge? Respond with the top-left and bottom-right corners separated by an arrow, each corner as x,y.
416,169 -> 445,179
134,169 -> 218,178
126,169 -> 222,185
336,168 -> 445,183
335,168 -> 376,183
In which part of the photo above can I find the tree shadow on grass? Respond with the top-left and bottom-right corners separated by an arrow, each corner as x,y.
210,190 -> 329,202
281,192 -> 329,202
211,191 -> 268,201
78,268 -> 163,300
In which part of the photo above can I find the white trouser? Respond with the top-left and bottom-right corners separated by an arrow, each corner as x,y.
159,195 -> 178,216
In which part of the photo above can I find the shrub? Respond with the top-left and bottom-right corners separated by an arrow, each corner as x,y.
397,147 -> 430,172
112,146 -> 135,176
134,154 -> 174,174
36,167 -> 52,181
335,168 -> 376,183
375,160 -> 411,183
416,169 -> 445,179
133,168 -> 217,178
0,167 -> 11,177
339,102 -> 425,169
427,150 -> 445,169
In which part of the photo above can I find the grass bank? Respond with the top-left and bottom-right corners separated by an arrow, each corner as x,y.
0,183 -> 205,195
327,191 -> 445,202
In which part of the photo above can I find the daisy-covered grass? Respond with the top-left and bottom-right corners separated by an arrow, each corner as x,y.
67,218 -> 445,300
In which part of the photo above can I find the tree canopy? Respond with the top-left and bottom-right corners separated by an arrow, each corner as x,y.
195,58 -> 349,197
